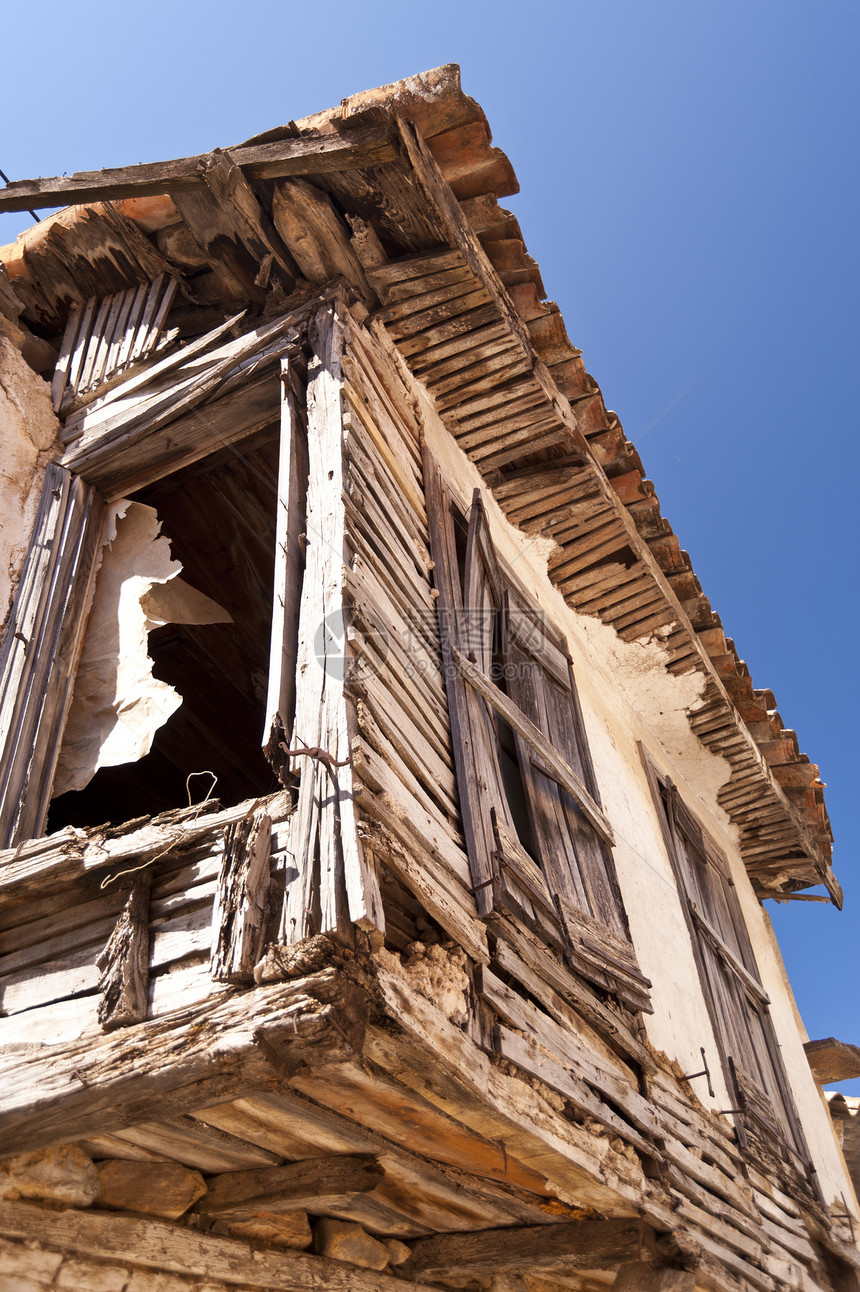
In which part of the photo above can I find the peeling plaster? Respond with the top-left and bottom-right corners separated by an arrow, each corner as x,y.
53,501 -> 231,797
0,337 -> 60,630
377,942 -> 470,1026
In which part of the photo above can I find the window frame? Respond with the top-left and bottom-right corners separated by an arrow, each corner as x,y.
0,297 -> 309,849
640,745 -> 819,1193
425,451 -> 650,1012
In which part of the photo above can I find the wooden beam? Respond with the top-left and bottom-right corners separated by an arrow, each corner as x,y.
280,299 -> 384,945
210,808 -> 272,984
197,1155 -> 385,1219
195,1086 -> 566,1233
0,1198 -> 440,1291
399,1218 -> 656,1279
172,150 -> 297,300
804,1037 -> 860,1085
0,968 -> 366,1156
96,872 -> 151,1030
0,125 -> 397,212
0,795 -> 274,906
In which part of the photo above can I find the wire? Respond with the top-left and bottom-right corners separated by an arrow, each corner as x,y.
99,770 -> 218,889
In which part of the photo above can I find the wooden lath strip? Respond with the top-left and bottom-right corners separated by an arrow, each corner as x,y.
52,274 -> 178,415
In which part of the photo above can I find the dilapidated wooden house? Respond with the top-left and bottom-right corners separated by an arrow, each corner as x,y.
0,65 -> 857,1292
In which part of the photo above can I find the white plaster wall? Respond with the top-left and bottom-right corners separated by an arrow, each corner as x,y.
0,337 -> 60,632
413,371 -> 857,1217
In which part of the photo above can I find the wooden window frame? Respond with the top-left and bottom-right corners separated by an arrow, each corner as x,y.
640,744 -> 819,1193
0,303 -> 309,850
425,451 -> 650,1012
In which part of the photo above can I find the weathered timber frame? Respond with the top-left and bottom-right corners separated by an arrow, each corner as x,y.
640,743 -> 820,1200
0,308 -> 305,847
426,459 -> 651,1013
0,290 -> 381,965
0,466 -> 105,846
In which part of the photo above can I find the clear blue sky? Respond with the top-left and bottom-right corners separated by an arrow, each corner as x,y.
2,1 -> 857,1088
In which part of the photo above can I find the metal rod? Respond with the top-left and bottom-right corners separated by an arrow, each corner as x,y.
680,1047 -> 715,1098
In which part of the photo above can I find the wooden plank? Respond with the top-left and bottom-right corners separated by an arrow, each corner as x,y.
355,791 -> 489,967
0,125 -> 397,211
51,303 -> 83,411
496,1025 -> 659,1158
400,1218 -> 653,1279
196,1088 -> 562,1233
281,300 -> 383,947
491,916 -> 655,1070
81,1114 -> 283,1173
368,971 -> 658,1215
0,969 -> 366,1156
264,359 -> 305,773
475,968 -> 660,1139
804,1036 -> 860,1084
0,1199 -> 441,1291
290,1059 -> 551,1198
62,310 -> 246,440
0,467 -> 105,847
96,874 -> 151,1030
197,1155 -> 384,1218
0,795 -> 278,905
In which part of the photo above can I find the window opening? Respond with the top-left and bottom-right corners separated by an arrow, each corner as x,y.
48,423 -> 283,830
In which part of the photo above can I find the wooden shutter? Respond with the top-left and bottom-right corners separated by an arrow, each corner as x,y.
425,461 -> 650,1009
424,463 -> 506,916
53,275 -> 178,416
661,780 -> 815,1181
0,465 -> 105,846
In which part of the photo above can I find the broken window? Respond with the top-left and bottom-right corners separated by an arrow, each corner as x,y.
0,302 -> 307,846
645,758 -> 818,1192
426,459 -> 650,1013
48,425 -> 284,829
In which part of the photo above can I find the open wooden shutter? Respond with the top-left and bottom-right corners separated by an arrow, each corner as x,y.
663,782 -> 815,1182
424,464 -> 507,916
0,465 -> 105,846
502,594 -> 651,1012
425,460 -> 650,1009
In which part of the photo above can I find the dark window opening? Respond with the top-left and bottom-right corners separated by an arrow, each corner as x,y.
48,424 -> 282,831
491,618 -> 539,861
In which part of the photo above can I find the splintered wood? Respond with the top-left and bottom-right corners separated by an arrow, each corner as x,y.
210,809 -> 272,983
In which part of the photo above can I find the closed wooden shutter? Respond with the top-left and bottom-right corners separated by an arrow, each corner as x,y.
660,779 -> 816,1184
425,453 -> 650,1009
